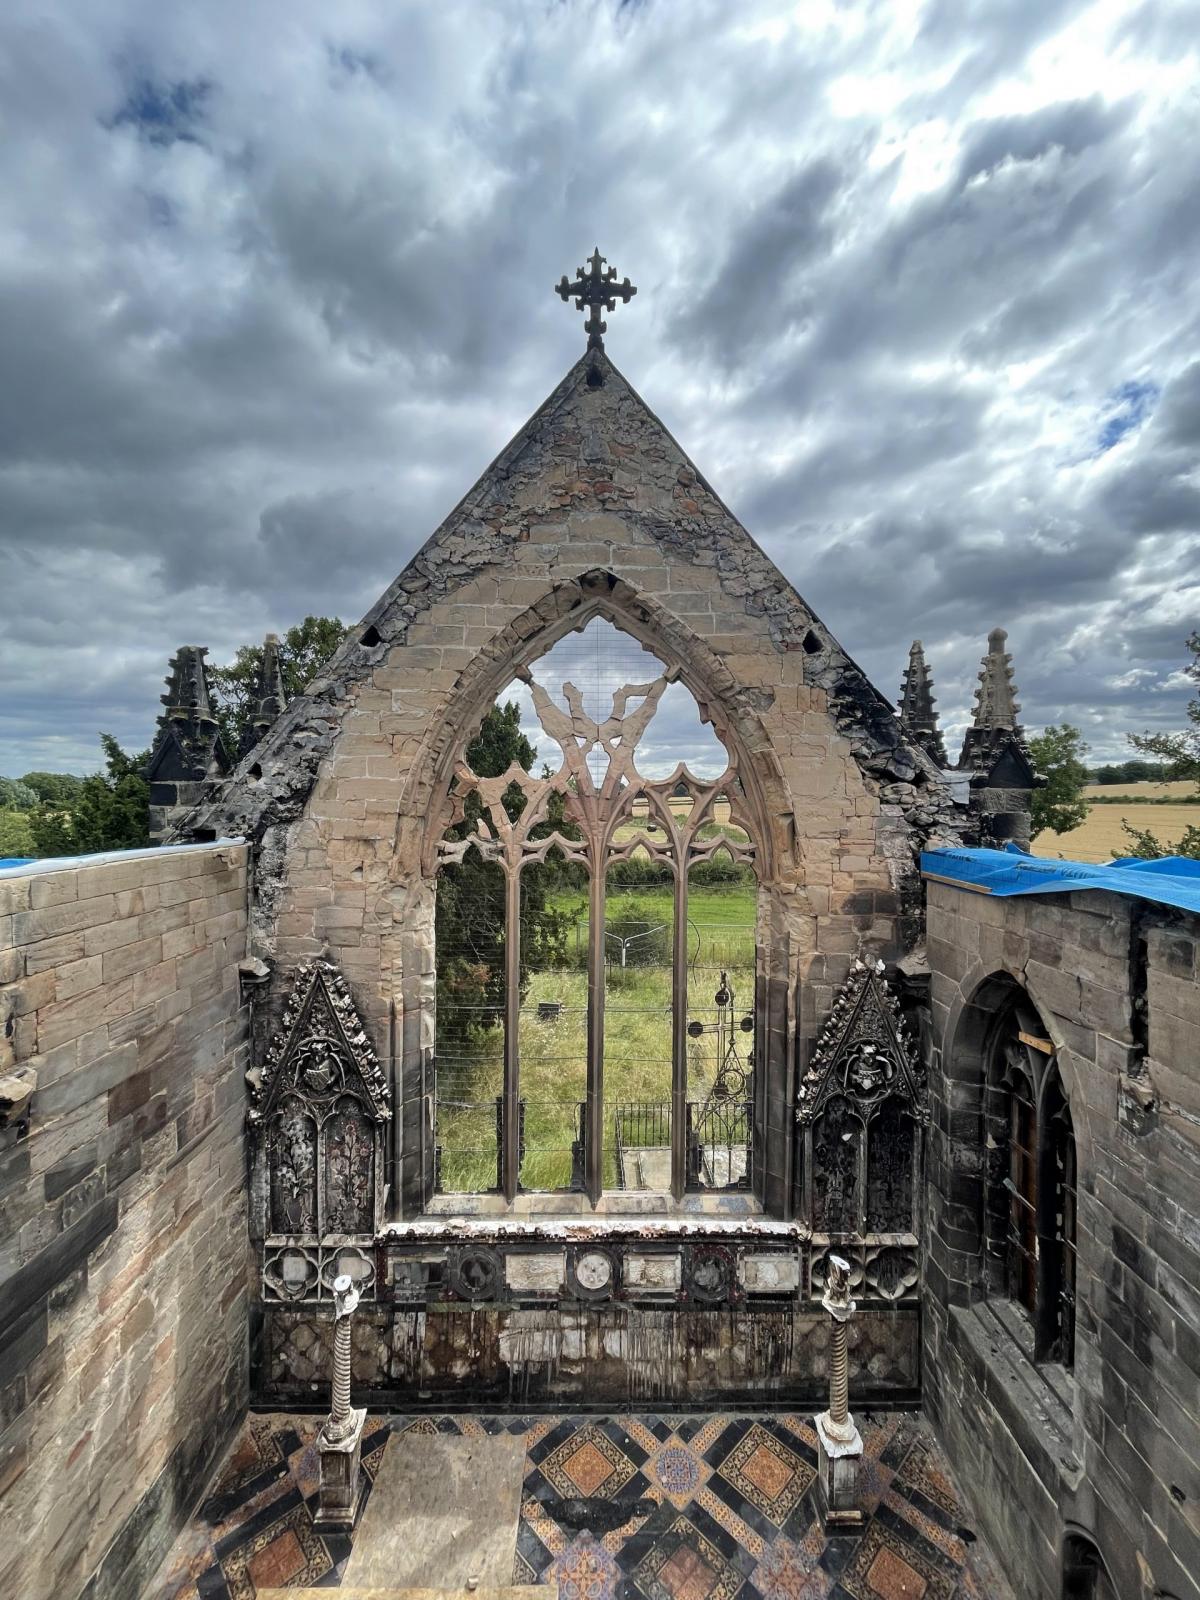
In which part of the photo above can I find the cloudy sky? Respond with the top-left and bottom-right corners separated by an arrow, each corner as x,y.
2,0 -> 1198,776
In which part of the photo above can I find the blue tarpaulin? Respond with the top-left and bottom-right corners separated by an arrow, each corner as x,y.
922,845 -> 1200,916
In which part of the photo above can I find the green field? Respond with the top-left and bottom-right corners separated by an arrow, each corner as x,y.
435,874 -> 757,1192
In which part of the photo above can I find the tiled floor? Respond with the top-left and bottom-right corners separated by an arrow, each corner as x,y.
154,1412 -> 1014,1600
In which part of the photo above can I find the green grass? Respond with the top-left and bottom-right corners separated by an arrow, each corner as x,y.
436,879 -> 757,1193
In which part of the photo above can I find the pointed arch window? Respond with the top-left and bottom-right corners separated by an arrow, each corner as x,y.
430,616 -> 759,1205
987,997 -> 1076,1366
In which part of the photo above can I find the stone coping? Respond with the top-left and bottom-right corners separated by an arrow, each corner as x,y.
0,835 -> 247,877
381,1214 -> 809,1243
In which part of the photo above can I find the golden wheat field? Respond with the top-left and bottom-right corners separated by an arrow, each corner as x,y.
1033,782 -> 1200,863
1086,779 -> 1199,800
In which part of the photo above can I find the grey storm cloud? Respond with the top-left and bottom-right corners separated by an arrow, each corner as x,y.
0,0 -> 1198,776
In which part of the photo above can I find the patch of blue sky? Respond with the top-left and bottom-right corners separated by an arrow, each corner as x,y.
106,76 -> 211,147
1094,379 -> 1160,455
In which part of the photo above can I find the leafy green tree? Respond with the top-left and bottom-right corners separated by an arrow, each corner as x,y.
1122,633 -> 1200,859
0,809 -> 36,857
435,702 -> 580,1046
0,778 -> 38,811
1029,724 -> 1090,836
28,736 -> 150,857
20,771 -> 84,808
208,615 -> 349,755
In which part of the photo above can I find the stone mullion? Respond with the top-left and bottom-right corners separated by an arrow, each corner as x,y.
671,854 -> 689,1201
585,848 -> 606,1205
502,858 -> 522,1203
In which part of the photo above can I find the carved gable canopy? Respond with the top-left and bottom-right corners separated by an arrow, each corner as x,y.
251,961 -> 390,1245
251,960 -> 390,1129
797,958 -> 926,1127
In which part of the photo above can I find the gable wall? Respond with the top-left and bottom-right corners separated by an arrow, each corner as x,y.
218,360 -> 952,1220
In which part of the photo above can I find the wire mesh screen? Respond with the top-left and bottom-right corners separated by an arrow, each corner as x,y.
433,849 -> 505,1192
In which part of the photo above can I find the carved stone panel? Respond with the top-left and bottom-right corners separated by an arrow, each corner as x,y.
270,1105 -> 317,1235
325,1102 -> 376,1234
812,1096 -> 861,1235
801,957 -> 926,1248
866,1099 -> 916,1234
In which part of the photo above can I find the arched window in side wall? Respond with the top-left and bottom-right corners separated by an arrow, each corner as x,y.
1062,1532 -> 1118,1599
986,995 -> 1077,1367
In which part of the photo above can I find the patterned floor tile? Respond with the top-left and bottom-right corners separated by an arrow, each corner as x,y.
541,1423 -> 640,1500
648,1435 -> 715,1509
633,1513 -> 747,1600
714,1423 -> 817,1529
752,1535 -> 833,1600
552,1531 -> 622,1600
153,1410 -> 1015,1600
836,1517 -> 956,1600
218,1500 -> 334,1597
693,1485 -> 766,1560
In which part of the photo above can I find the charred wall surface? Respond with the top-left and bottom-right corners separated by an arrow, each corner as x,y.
0,845 -> 251,1600
183,349 -> 956,1227
254,1224 -> 919,1409
924,880 -> 1200,1600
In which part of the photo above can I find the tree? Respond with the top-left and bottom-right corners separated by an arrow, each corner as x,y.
28,736 -> 150,858
0,808 -> 36,858
208,615 -> 349,755
1029,725 -> 1090,836
0,778 -> 38,811
20,771 -> 84,809
1122,632 -> 1200,859
434,701 -> 580,1046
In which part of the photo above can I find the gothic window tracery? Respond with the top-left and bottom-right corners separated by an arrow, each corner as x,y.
986,995 -> 1076,1366
430,616 -> 759,1204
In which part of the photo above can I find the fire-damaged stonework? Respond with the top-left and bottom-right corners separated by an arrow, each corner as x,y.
7,301 -> 1199,1600
922,863 -> 1200,1600
195,345 -> 947,1408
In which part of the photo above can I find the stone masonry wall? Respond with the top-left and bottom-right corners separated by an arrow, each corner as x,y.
924,880 -> 1200,1600
186,351 -> 958,1219
0,844 -> 251,1600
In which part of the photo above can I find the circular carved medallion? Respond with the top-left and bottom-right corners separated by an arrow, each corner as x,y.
570,1246 -> 618,1301
687,1244 -> 735,1304
447,1246 -> 501,1302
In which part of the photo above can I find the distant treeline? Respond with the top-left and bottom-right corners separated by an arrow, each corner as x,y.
1088,793 -> 1200,805
1087,760 -> 1169,785
0,772 -> 85,810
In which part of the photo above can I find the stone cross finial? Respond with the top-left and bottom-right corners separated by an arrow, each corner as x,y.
555,248 -> 637,350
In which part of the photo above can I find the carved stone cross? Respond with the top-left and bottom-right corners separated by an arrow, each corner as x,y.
555,247 -> 637,350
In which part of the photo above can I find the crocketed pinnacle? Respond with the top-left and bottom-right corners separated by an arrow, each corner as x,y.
959,627 -> 1025,770
898,640 -> 948,767
158,645 -> 216,732
241,633 -> 289,758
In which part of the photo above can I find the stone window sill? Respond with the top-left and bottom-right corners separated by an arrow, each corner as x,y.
419,1189 -> 769,1222
952,1299 -> 1081,1480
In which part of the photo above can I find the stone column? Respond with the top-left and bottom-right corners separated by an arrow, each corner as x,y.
814,1255 -> 865,1531
314,1273 -> 368,1531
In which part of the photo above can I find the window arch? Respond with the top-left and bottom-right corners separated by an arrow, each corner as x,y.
985,989 -> 1077,1366
430,615 -> 760,1205
1062,1532 -> 1118,1599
